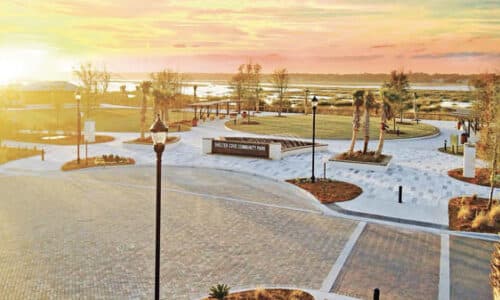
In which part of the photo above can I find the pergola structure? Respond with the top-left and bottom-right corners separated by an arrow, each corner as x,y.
449,108 -> 481,135
188,99 -> 244,119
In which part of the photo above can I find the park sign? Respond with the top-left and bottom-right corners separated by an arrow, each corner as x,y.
212,140 -> 269,158
84,121 -> 95,143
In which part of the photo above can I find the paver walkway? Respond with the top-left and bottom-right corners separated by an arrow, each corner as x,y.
0,166 -> 496,299
1,114 -> 494,226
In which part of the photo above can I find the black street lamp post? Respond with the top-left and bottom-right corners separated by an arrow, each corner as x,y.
150,114 -> 169,300
304,89 -> 310,115
311,96 -> 318,182
75,92 -> 81,164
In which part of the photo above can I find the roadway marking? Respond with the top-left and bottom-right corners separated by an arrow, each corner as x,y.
438,234 -> 450,300
108,181 -> 322,215
320,221 -> 366,292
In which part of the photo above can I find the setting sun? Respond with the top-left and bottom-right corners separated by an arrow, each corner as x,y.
0,1 -> 498,299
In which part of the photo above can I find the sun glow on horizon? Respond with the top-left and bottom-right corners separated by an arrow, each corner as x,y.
0,47 -> 77,84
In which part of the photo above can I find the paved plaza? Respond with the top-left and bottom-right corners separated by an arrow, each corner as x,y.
0,115 -> 498,299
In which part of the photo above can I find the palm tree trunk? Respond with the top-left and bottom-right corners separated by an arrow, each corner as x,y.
349,130 -> 358,154
140,92 -> 146,139
375,124 -> 385,159
363,110 -> 370,154
375,109 -> 387,158
488,139 -> 499,210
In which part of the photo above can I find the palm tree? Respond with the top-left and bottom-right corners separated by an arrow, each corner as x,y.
348,90 -> 365,154
375,89 -> 394,159
362,92 -> 376,154
139,81 -> 152,139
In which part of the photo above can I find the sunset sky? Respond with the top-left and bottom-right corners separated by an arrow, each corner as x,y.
0,0 -> 499,81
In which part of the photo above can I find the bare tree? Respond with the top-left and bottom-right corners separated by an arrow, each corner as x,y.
140,81 -> 152,139
472,73 -> 500,209
253,63 -> 262,112
270,68 -> 289,117
73,63 -> 100,117
98,67 -> 111,94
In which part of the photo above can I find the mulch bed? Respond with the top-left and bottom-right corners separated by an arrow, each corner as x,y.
240,121 -> 260,125
335,151 -> 388,163
124,136 -> 180,145
61,156 -> 135,171
206,289 -> 314,300
448,168 -> 500,188
287,178 -> 362,204
438,147 -> 463,156
448,196 -> 499,233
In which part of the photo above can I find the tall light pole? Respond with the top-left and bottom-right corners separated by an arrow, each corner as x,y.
150,114 -> 168,300
75,91 -> 81,164
311,96 -> 318,182
304,89 -> 310,115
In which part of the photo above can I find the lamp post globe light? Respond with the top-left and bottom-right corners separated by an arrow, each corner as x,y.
150,114 -> 168,300
311,96 -> 318,183
75,91 -> 81,164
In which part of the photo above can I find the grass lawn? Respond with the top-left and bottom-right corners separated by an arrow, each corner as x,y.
226,115 -> 438,140
2,108 -> 192,133
0,146 -> 42,165
5,134 -> 115,145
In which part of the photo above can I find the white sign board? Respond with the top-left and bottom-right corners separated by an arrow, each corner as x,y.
84,121 -> 95,143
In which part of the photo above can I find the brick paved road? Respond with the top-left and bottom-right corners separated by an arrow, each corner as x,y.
0,167 -> 356,299
450,236 -> 494,300
0,166 -> 495,299
331,224 -> 441,299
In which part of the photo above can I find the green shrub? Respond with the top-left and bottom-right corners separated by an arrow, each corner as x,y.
209,284 -> 230,300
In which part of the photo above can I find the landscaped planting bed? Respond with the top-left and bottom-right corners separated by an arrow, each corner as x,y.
124,136 -> 180,145
287,178 -> 362,204
205,288 -> 314,300
61,155 -> 135,171
334,151 -> 390,164
438,146 -> 463,156
448,195 -> 499,233
448,168 -> 500,188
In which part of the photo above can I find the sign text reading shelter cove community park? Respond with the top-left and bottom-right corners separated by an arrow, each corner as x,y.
212,140 -> 269,158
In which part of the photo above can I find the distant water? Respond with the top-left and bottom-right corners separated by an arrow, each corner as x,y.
105,80 -> 471,96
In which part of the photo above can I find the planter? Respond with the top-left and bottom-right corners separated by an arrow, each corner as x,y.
330,155 -> 392,172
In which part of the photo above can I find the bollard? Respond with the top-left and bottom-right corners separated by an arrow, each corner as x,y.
398,186 -> 402,203
41,149 -> 45,161
396,127 -> 400,136
373,288 -> 380,300
444,140 -> 447,152
323,162 -> 326,179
